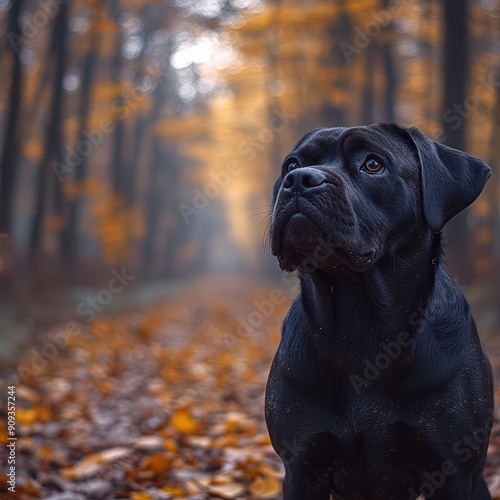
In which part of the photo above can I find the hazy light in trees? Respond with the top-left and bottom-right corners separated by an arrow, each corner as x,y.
198,74 -> 217,94
179,82 -> 197,101
19,10 -> 32,27
19,48 -> 34,66
230,0 -> 264,12
63,70 -> 81,94
398,40 -> 418,58
175,0 -> 225,18
123,36 -> 144,60
171,34 -> 215,69
70,16 -> 91,34
150,30 -> 169,48
395,19 -> 417,34
171,32 -> 239,70
119,13 -> 143,36
138,76 -> 156,94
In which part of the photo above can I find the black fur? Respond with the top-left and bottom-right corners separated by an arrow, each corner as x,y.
265,123 -> 494,499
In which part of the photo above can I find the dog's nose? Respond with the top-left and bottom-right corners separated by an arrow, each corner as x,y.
283,167 -> 326,192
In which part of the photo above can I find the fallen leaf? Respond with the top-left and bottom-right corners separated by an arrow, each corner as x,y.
61,447 -> 131,479
16,408 -> 38,427
140,453 -> 172,478
131,493 -> 154,500
16,385 -> 40,404
206,482 -> 245,499
170,407 -> 200,434
250,475 -> 282,497
162,485 -> 185,496
130,435 -> 164,450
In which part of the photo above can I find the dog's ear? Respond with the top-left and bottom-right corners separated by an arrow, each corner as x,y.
406,127 -> 491,233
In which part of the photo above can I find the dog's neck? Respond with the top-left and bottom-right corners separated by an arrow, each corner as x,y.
299,231 -> 441,340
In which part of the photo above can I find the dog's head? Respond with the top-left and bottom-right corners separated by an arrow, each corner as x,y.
270,123 -> 491,273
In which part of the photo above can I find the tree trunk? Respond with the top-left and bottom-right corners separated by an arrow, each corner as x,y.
61,18 -> 102,261
442,0 -> 470,280
382,0 -> 395,123
486,74 -> 500,328
111,26 -> 125,195
361,44 -> 376,124
0,1 -> 24,233
30,3 -> 70,254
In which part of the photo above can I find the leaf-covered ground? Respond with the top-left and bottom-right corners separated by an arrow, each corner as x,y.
1,278 -> 500,499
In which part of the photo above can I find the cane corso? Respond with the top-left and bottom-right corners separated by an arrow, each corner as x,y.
265,123 -> 494,499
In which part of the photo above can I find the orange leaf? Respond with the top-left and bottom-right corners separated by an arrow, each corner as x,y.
131,493 -> 154,500
170,407 -> 201,434
16,408 -> 37,427
250,475 -> 282,497
140,453 -> 172,478
162,485 -> 185,496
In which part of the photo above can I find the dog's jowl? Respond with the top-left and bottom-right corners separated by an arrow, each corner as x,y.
265,123 -> 494,500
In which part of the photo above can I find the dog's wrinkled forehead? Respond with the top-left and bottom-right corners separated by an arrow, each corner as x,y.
291,124 -> 417,174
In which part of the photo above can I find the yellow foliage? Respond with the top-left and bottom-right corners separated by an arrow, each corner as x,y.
92,83 -> 124,104
131,493 -> 154,500
238,3 -> 340,33
170,407 -> 201,434
154,116 -> 210,138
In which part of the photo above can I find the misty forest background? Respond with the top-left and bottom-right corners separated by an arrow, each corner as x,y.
2,0 -> 500,499
1,0 -> 500,296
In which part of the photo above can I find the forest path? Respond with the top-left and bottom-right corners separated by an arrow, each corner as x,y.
1,277 -> 500,499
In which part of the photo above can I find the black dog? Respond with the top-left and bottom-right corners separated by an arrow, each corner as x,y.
265,123 -> 494,499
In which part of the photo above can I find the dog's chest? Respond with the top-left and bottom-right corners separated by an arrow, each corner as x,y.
321,402 -> 415,497
327,396 -> 403,449
322,396 -> 414,459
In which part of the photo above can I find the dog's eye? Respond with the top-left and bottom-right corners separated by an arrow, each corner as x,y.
285,159 -> 299,173
362,157 -> 384,173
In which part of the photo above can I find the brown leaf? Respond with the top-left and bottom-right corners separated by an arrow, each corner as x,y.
139,454 -> 172,478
